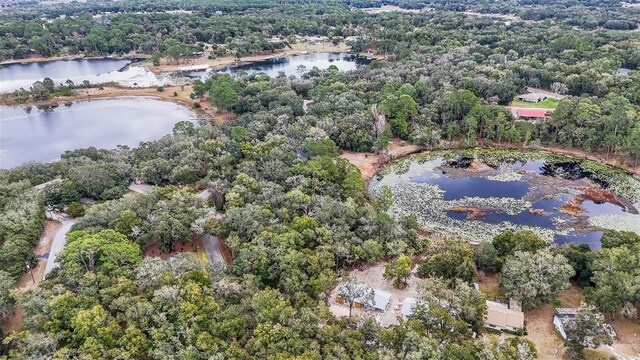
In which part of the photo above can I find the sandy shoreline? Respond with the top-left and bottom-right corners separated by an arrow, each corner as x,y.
0,54 -> 148,66
147,41 -> 352,73
0,85 -> 231,123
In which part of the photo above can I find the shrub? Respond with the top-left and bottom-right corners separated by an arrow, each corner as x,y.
66,202 -> 85,217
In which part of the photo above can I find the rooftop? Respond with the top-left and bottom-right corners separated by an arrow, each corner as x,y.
485,300 -> 525,329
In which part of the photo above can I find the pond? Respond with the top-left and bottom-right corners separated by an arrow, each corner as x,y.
186,52 -> 370,79
0,97 -> 196,169
369,151 -> 640,249
0,59 -> 180,93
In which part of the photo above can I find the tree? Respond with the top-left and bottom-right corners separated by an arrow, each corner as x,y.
376,185 -> 394,212
474,241 -> 498,272
587,244 -> 640,317
66,202 -> 85,217
415,277 -> 487,337
172,121 -> 196,136
564,303 -> 614,358
492,230 -> 546,269
337,280 -> 374,317
30,81 -> 50,101
418,241 -> 477,284
383,255 -> 412,288
209,74 -> 238,113
500,249 -> 574,309
0,270 -> 15,318
600,230 -> 640,249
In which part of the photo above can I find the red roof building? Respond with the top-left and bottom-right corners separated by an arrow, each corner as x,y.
508,107 -> 552,121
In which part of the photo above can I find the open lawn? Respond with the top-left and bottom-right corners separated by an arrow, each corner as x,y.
511,97 -> 559,109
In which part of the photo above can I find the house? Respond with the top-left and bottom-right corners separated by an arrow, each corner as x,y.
401,297 -> 428,320
336,284 -> 392,312
517,93 -> 547,103
553,308 -> 577,340
485,300 -> 525,332
618,68 -> 632,76
508,107 -> 552,121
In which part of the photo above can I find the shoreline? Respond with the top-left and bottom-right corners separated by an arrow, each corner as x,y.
0,85 -> 228,122
0,54 -> 148,66
146,41 -> 352,73
345,140 -> 640,182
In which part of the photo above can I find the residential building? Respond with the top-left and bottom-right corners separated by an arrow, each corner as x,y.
336,284 -> 392,312
484,300 -> 525,332
517,93 -> 547,103
508,107 -> 552,121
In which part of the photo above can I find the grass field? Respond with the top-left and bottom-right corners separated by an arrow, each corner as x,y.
511,97 -> 559,108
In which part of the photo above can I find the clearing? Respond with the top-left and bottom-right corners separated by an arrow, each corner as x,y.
328,262 -> 420,326
341,138 -> 422,181
510,97 -> 559,109
479,273 -> 640,360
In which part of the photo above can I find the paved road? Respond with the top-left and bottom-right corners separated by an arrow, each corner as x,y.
44,218 -> 77,277
202,234 -> 225,264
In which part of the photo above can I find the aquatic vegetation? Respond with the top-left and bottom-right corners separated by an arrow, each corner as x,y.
371,149 -> 640,246
589,214 -> 640,234
383,181 -> 563,243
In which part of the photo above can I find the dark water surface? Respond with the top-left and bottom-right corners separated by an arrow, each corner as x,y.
372,157 -> 639,249
0,97 -> 196,169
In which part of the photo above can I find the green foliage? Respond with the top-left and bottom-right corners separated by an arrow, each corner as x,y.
418,241 -> 477,284
564,303 -> 614,358
587,234 -> 640,317
500,249 -> 575,309
383,254 -> 412,287
66,202 -> 85,217
600,229 -> 640,249
492,230 -> 546,269
172,121 -> 196,136
60,230 -> 142,279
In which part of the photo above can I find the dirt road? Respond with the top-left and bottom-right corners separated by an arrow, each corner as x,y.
202,234 -> 225,264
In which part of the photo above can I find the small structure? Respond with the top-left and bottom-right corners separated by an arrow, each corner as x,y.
485,300 -> 525,332
509,107 -> 552,122
401,297 -> 427,320
336,284 -> 392,312
553,308 -> 617,341
553,308 -> 578,340
517,93 -> 547,103
618,68 -> 632,76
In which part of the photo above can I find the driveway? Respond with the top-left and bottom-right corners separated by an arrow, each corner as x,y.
202,234 -> 225,264
43,218 -> 77,277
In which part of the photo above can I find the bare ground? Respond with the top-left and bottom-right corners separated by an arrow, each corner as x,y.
142,237 -> 206,261
480,274 -> 640,360
341,138 -> 422,181
328,262 -> 421,326
1,220 -> 62,334
1,85 -> 235,123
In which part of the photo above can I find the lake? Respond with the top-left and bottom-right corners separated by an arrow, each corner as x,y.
0,97 -> 196,169
0,59 -> 179,93
186,52 -> 370,79
370,152 -> 640,249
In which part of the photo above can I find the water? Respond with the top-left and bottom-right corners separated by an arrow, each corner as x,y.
0,97 -> 196,169
371,156 -> 640,249
0,59 -> 176,93
186,52 -> 370,79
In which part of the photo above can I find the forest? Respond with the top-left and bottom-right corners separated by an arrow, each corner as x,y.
0,0 -> 640,358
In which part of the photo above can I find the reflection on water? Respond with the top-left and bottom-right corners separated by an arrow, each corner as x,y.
0,59 -> 180,93
187,52 -> 370,79
371,156 -> 639,249
0,97 -> 196,169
